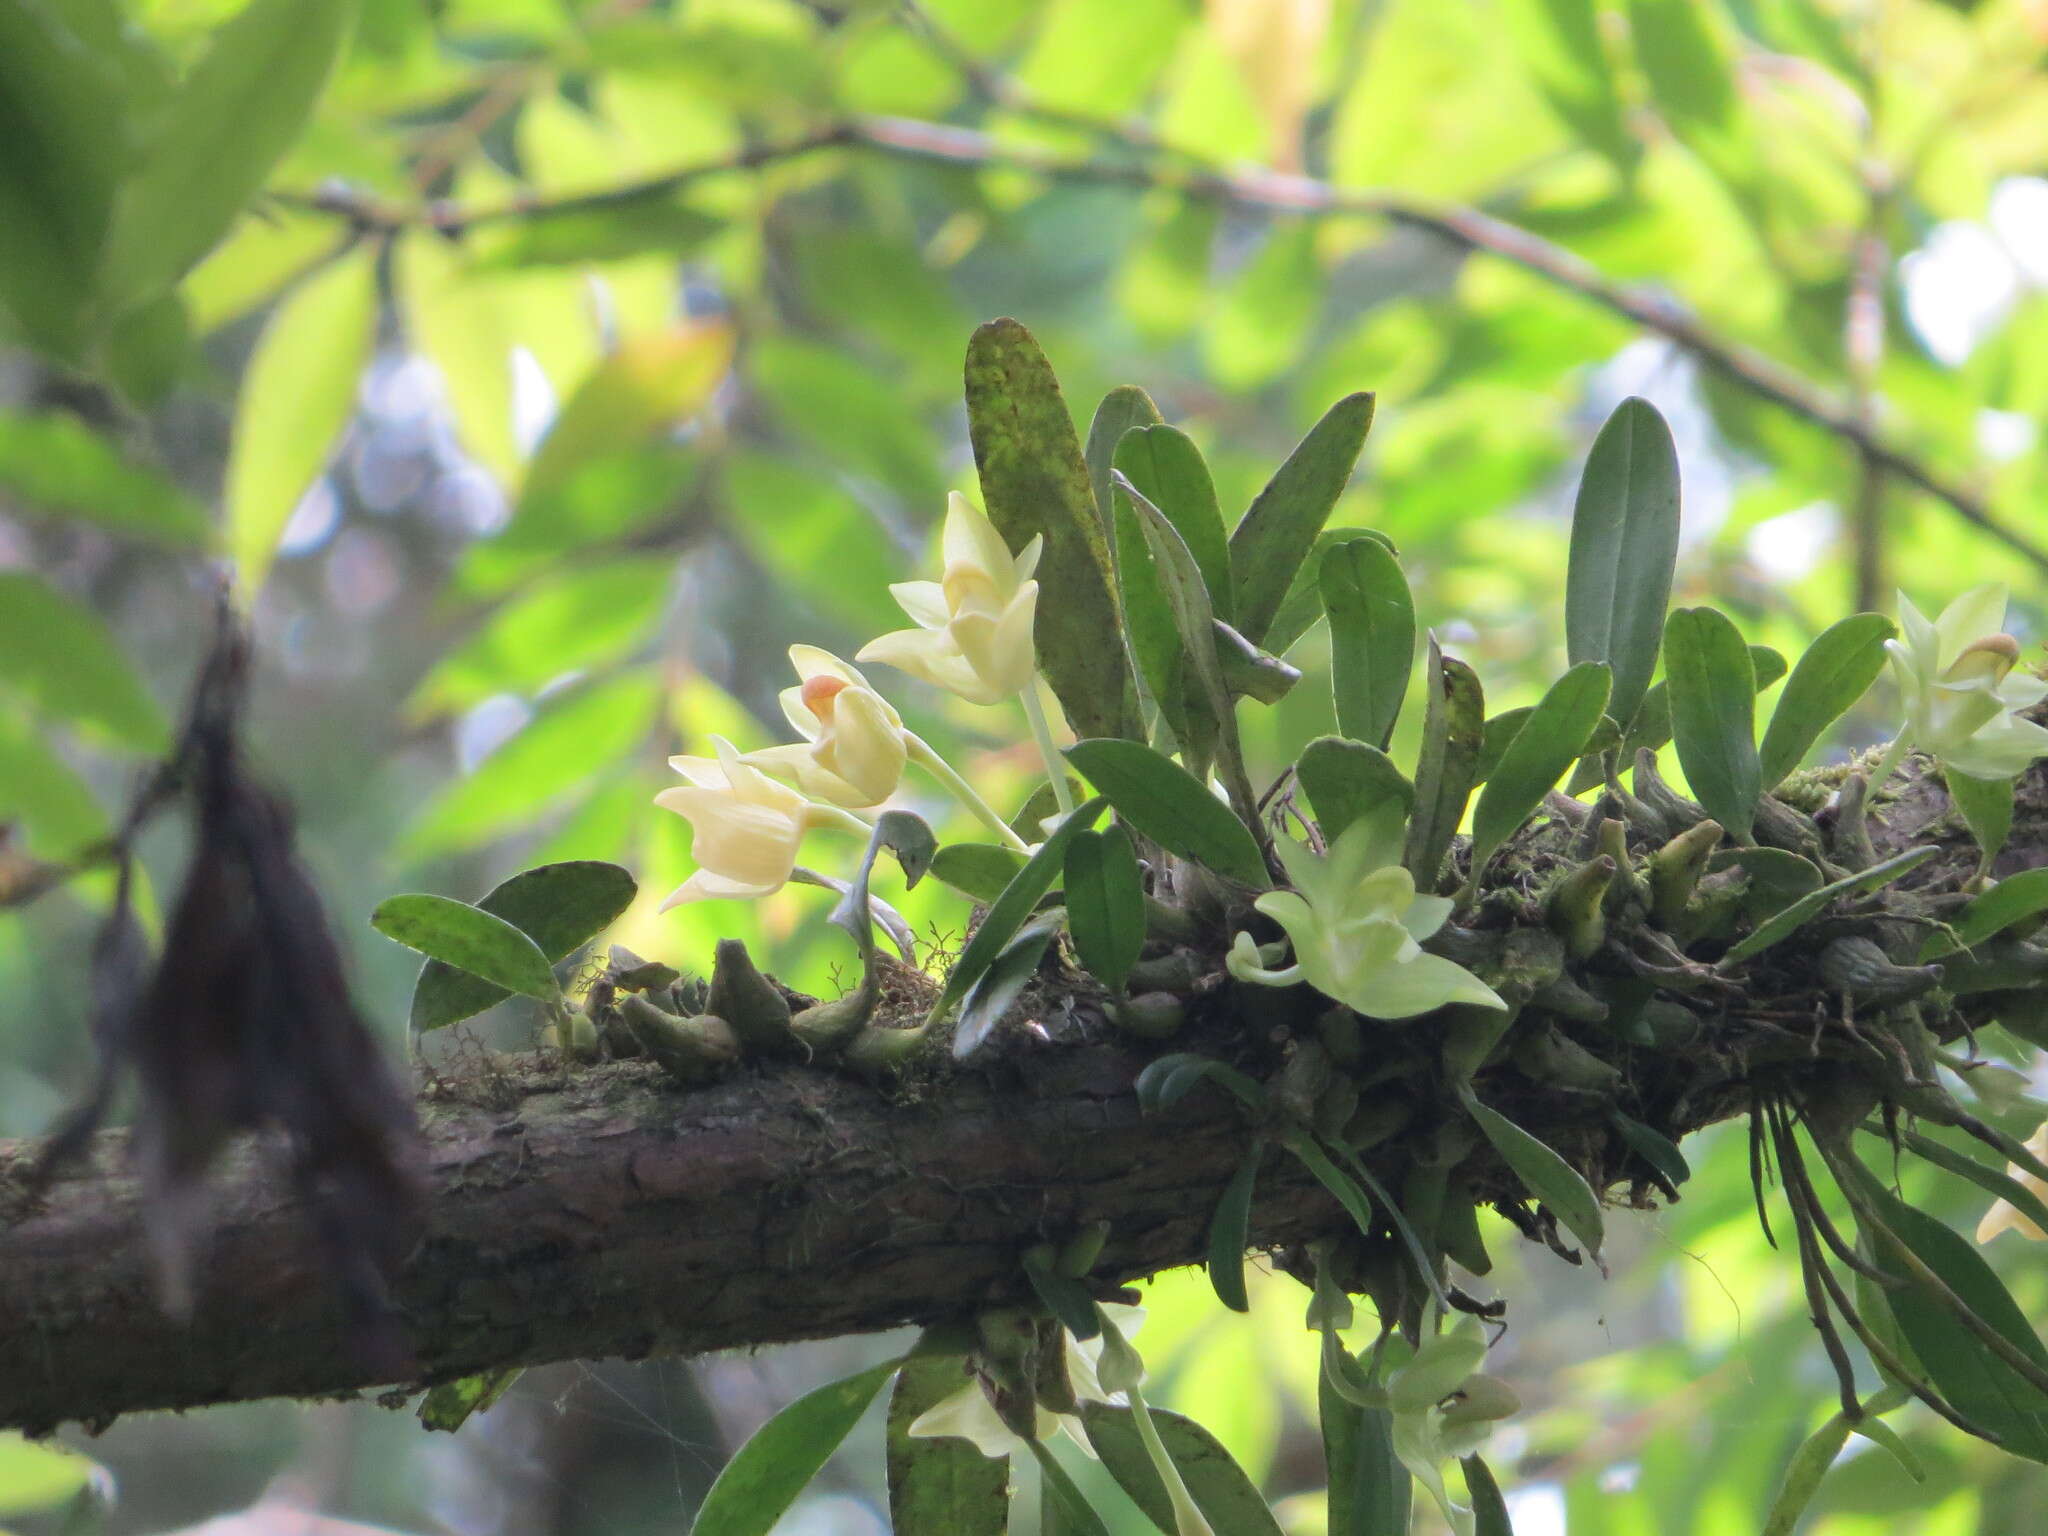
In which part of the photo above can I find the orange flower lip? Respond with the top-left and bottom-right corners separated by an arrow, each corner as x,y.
800,673 -> 850,720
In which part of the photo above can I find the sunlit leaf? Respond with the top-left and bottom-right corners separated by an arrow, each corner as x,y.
372,894 -> 561,1004
0,413 -> 207,547
0,708 -> 110,864
410,861 -> 636,1031
1065,739 -> 1265,888
418,1369 -> 522,1433
0,1432 -> 97,1516
524,321 -> 733,504
1229,393 -> 1376,646
690,1358 -> 905,1536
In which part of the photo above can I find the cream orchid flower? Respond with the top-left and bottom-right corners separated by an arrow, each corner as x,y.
1885,585 -> 2048,782
1976,1125 -> 2048,1244
1227,804 -> 1505,1020
739,646 -> 908,808
653,737 -> 864,908
858,492 -> 1042,706
906,1304 -> 1144,1461
1385,1321 -> 1520,1536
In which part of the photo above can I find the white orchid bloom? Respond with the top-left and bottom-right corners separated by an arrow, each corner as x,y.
654,737 -> 857,907
1385,1321 -> 1520,1536
859,492 -> 1042,705
739,646 -> 908,808
1977,1125 -> 2048,1244
1888,585 -> 2048,781
906,1304 -> 1144,1462
1227,805 -> 1504,1020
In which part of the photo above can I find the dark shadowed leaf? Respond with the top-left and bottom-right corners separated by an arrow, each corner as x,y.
1612,1112 -> 1691,1187
1469,662 -> 1610,883
953,911 -> 1063,1059
887,1356 -> 1007,1536
1229,393 -> 1376,646
1133,1053 -> 1266,1113
1023,1243 -> 1102,1341
1064,825 -> 1146,993
1297,735 -> 1414,844
1565,397 -> 1679,731
1758,614 -> 1894,790
1066,739 -> 1265,887
1325,1342 -> 1410,1536
1079,1402 -> 1286,1536
418,1369 -> 522,1433
1719,846 -> 1937,966
1207,1140 -> 1263,1312
374,895 -> 560,1005
966,319 -> 1132,740
1664,606 -> 1760,840
1930,867 -> 2048,957
690,1358 -> 905,1536
1403,640 -> 1486,889
1321,537 -> 1415,749
1463,1453 -> 1513,1536
1462,1088 -> 1603,1259
409,862 -> 636,1031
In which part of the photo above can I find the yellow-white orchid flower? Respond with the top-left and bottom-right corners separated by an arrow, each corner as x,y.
740,646 -> 908,808
906,1304 -> 1144,1461
1386,1320 -> 1520,1536
654,737 -> 860,907
859,492 -> 1042,706
1887,585 -> 2048,781
1976,1125 -> 2048,1244
1227,805 -> 1504,1020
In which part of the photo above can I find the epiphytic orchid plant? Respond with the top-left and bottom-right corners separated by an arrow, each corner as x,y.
377,322 -> 2048,1535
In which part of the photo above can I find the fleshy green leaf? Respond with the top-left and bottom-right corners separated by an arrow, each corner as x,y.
1619,643 -> 1785,769
225,248 -> 378,590
1663,606 -> 1760,840
1948,769 -> 2015,871
1719,846 -> 1938,966
1565,397 -> 1680,732
418,1369 -> 522,1433
1084,384 -> 1163,532
1462,1453 -> 1513,1536
689,1358 -> 905,1536
1206,1140 -> 1263,1313
930,843 -> 1029,905
1468,662 -> 1611,884
887,1355 -> 1007,1536
1762,1412 -> 1852,1536
1611,1111 -> 1691,1188
1229,393 -> 1376,646
101,0 -> 358,309
0,411 -> 209,547
1064,825 -> 1146,994
1758,614 -> 1894,790
415,866 -> 636,1004
1403,640 -> 1486,889
1462,1088 -> 1604,1259
1079,1402 -> 1287,1536
1115,424 -> 1233,624
1116,470 -> 1240,770
1065,739 -> 1265,887
0,571 -> 166,752
966,318 -> 1132,741
1321,537 -> 1415,750
953,910 -> 1063,1059
1264,527 -> 1399,659
1022,1242 -> 1102,1341
1929,867 -> 2048,957
1133,1053 -> 1266,1113
373,894 -> 561,1004
935,798 -> 1108,1043
1324,1344 -> 1409,1536
1027,1441 -> 1112,1536
1297,735 -> 1414,844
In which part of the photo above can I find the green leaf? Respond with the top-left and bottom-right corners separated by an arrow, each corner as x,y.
1663,606 -> 1760,840
1078,1402 -> 1287,1536
1484,708 -> 1620,783
887,1356 -> 1007,1536
524,324 -> 733,505
1501,0 -> 1636,169
1084,384 -> 1162,532
1207,1140 -> 1263,1312
1324,1346 -> 1409,1536
1297,735 -> 1414,844
965,318 -> 1132,741
1846,1160 -> 2048,1463
1611,1111 -> 1691,1187
1462,1088 -> 1604,1259
1565,397 -> 1680,731
1023,1242 -> 1103,1341
1931,867 -> 2048,956
930,843 -> 1030,905
1620,644 -> 1786,766
690,1358 -> 904,1536
0,707 -> 110,864
0,411 -> 208,547
1264,527 -> 1399,659
477,194 -> 723,268
225,248 -> 378,590
1064,825 -> 1146,994
1229,392 -> 1376,646
372,894 -> 561,1004
954,910 -> 1063,1059
1889,1127 -> 2048,1245
0,571 -> 166,752
1026,1441 -> 1112,1536
418,1369 -> 522,1433
1115,424 -> 1233,624
1758,614 -> 1894,790
1133,1053 -> 1266,1114
409,861 -> 637,1031
1719,846 -> 1938,966
1065,739 -> 1265,887
1462,1453 -> 1513,1536
1469,662 -> 1611,883
1948,769 -> 2015,871
936,798 -> 1108,1042
1284,1132 -> 1381,1246
1116,470 -> 1239,768
1321,537 -> 1415,749
0,1431 -> 96,1516
1628,0 -> 1740,144
1403,640 -> 1486,889
1762,1412 -> 1853,1536
101,0 -> 358,309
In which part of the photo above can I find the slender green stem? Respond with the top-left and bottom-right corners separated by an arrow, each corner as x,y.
1021,680 -> 1076,815
1123,1383 -> 1215,1536
905,734 -> 1031,852
809,804 -> 879,840
1865,729 -> 1911,802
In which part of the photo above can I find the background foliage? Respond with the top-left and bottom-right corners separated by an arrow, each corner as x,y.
3,0 -> 2047,1530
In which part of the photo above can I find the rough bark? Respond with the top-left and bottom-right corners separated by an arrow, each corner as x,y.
1,753 -> 2042,1436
